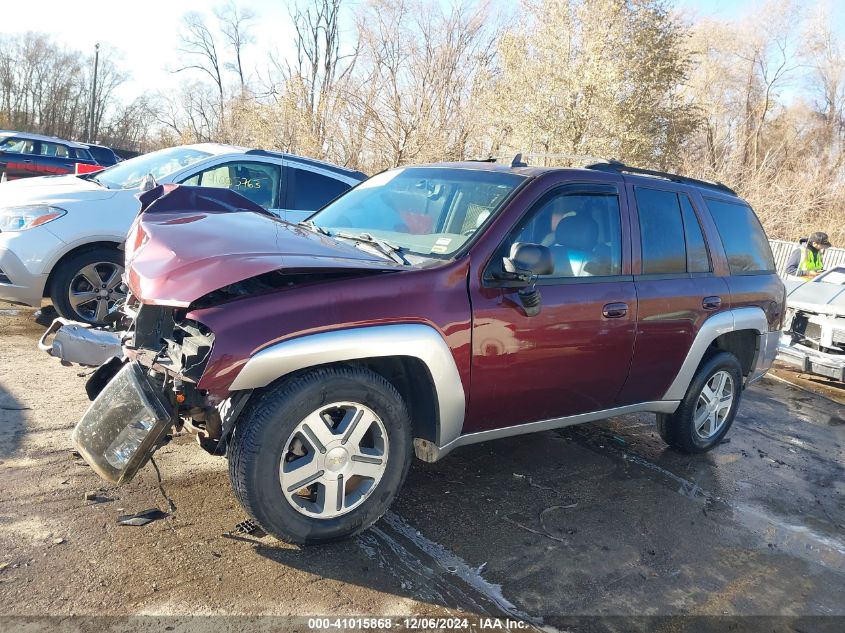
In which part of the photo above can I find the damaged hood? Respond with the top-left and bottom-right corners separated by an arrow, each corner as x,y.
125,185 -> 402,307
786,267 -> 845,317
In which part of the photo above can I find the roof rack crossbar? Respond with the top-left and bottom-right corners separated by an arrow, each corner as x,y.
586,161 -> 736,195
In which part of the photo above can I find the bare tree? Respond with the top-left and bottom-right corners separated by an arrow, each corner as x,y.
174,12 -> 225,133
215,0 -> 255,93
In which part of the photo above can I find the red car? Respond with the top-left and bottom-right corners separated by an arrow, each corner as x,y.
71,159 -> 785,544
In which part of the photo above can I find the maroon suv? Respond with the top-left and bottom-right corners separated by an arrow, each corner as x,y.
71,159 -> 785,544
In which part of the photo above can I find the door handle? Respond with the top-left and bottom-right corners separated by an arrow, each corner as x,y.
702,296 -> 722,311
602,302 -> 628,318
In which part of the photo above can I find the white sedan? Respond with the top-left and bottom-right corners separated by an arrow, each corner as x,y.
0,144 -> 365,323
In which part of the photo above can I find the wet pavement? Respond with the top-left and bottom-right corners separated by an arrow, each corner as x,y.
1,303 -> 843,631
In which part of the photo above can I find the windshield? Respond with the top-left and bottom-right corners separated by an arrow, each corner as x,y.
310,167 -> 525,257
93,147 -> 211,189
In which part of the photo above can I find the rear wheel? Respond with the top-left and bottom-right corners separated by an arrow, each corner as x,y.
50,247 -> 125,325
657,351 -> 743,453
228,366 -> 412,544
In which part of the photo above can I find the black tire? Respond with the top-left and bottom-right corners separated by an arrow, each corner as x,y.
228,365 -> 413,545
657,351 -> 743,454
49,246 -> 125,325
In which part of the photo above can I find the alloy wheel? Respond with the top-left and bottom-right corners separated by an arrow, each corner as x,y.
279,401 -> 389,519
694,370 -> 734,439
67,262 -> 125,323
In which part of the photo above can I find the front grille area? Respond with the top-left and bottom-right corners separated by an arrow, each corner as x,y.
804,322 -> 822,342
833,328 -> 845,346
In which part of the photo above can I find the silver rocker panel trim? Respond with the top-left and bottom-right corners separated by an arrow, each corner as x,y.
413,400 -> 680,462
228,323 -> 466,446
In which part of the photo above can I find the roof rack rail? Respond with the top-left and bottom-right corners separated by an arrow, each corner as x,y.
586,160 -> 736,196
466,156 -> 498,163
466,153 -> 614,167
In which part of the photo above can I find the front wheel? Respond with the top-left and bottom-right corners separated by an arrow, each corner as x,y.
228,366 -> 412,544
657,351 -> 743,453
49,247 -> 125,325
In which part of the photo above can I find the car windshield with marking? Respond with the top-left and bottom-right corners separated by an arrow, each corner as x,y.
310,167 -> 526,257
92,147 -> 211,189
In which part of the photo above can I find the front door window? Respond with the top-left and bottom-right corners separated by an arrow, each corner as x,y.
181,161 -> 281,210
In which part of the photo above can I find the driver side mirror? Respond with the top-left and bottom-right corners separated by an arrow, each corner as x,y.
500,242 -> 553,317
502,242 -> 553,282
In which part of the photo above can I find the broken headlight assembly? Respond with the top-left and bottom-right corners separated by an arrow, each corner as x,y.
72,362 -> 173,484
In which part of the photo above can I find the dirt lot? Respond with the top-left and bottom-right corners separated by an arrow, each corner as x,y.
1,301 -> 844,631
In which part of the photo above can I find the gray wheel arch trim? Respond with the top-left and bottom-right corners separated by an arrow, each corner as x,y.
228,323 -> 466,446
662,306 -> 769,401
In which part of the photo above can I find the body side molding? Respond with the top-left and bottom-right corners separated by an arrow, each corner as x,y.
228,323 -> 466,446
414,400 -> 680,462
662,306 -> 769,401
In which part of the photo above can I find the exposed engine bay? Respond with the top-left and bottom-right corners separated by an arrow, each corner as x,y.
778,266 -> 845,382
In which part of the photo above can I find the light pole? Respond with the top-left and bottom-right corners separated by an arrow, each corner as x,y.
87,43 -> 100,143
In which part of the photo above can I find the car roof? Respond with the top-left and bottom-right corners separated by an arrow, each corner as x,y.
85,143 -> 117,152
172,144 -> 365,180
407,160 -> 739,198
0,130 -> 90,150
245,149 -> 367,180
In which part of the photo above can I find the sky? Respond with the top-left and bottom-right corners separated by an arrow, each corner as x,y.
2,0 -> 843,105
0,0 -> 307,102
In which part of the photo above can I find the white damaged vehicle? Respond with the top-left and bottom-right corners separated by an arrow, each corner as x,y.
778,266 -> 845,381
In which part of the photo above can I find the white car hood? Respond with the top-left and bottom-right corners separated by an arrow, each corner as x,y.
0,174 -> 120,205
786,274 -> 845,318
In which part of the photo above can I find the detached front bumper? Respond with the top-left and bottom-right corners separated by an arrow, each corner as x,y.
72,361 -> 173,484
777,335 -> 845,382
38,317 -> 124,366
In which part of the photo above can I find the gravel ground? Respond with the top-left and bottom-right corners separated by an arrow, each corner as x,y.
1,301 -> 843,632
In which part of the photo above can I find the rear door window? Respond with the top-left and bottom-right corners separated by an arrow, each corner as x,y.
39,142 -> 70,158
703,198 -> 775,274
290,168 -> 352,211
635,188 -> 686,274
679,194 -> 710,273
635,188 -> 713,275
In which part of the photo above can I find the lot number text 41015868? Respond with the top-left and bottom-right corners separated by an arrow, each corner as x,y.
307,617 -> 530,630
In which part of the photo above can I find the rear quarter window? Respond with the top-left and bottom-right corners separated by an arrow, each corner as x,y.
703,198 -> 775,274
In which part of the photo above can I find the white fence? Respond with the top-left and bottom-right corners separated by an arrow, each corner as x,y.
769,239 -> 845,277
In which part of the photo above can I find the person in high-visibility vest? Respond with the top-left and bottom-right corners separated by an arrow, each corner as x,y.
785,231 -> 832,277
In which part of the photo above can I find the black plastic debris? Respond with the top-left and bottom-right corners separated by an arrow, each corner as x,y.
33,306 -> 58,327
234,519 -> 264,536
222,519 -> 266,540
116,508 -> 168,526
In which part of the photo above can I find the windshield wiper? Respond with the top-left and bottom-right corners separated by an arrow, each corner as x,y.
298,219 -> 332,236
333,231 -> 409,265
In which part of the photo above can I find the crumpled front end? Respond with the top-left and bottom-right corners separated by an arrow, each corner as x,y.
778,307 -> 845,381
69,296 -> 230,484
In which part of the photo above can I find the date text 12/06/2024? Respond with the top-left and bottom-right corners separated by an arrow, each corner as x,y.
306,617 -> 530,629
